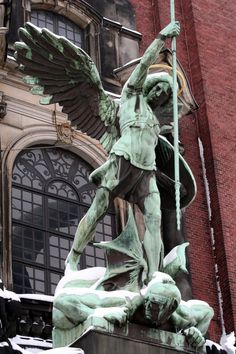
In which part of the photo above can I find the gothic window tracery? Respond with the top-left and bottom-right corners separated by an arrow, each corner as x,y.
12,147 -> 115,295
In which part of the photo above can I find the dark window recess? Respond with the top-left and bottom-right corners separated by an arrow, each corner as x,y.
31,10 -> 84,48
12,147 -> 115,295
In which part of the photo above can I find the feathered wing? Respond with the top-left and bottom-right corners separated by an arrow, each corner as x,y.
14,22 -> 119,153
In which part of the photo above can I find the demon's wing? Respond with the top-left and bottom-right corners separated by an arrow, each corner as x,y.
14,22 -> 119,153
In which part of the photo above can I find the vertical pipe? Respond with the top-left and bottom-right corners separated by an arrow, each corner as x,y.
170,0 -> 181,230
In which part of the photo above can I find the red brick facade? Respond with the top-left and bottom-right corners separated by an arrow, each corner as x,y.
130,0 -> 236,341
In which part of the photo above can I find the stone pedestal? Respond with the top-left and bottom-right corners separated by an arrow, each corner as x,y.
53,319 -> 204,354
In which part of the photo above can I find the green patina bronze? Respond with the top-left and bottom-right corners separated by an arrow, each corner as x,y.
14,20 -> 212,351
161,242 -> 189,278
51,207 -> 212,349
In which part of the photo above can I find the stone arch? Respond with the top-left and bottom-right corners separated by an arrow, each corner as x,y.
31,0 -> 102,29
1,124 -> 107,287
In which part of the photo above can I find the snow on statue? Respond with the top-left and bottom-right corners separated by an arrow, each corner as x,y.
14,20 -> 213,350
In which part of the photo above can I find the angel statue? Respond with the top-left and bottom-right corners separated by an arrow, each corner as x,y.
14,20 -> 195,283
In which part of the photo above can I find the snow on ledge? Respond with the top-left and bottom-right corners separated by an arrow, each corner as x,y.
18,294 -> 54,302
12,335 -> 52,348
220,332 -> 236,354
205,332 -> 236,354
41,348 -> 84,354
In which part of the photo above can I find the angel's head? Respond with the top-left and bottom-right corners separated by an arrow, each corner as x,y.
143,72 -> 173,109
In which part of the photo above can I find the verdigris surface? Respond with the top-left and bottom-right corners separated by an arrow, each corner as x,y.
52,208 -> 213,349
14,21 -> 212,350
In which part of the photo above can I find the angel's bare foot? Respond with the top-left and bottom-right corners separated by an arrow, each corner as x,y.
103,307 -> 129,326
65,249 -> 80,273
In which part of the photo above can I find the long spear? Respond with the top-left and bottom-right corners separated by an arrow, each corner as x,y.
170,0 -> 181,230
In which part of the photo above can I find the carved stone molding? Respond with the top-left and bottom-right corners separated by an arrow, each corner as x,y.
0,91 -> 6,118
56,121 -> 76,144
0,27 -> 8,66
31,0 -> 101,29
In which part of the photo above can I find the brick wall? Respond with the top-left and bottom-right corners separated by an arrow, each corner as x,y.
188,0 -> 236,335
129,0 -> 236,341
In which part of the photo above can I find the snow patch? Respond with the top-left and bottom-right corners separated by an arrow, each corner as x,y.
180,299 -> 210,308
10,340 -> 35,354
91,306 -> 125,319
198,138 -> 225,334
55,286 -> 138,301
0,288 -> 20,301
4,289 -> 21,301
56,267 -> 106,294
205,340 -> 222,351
163,246 -> 178,267
41,348 -> 84,354
220,332 -> 236,354
11,335 -> 52,349
205,332 -> 236,354
0,342 -> 9,347
18,294 -> 54,302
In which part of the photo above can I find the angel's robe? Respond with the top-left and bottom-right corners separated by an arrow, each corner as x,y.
110,87 -> 160,171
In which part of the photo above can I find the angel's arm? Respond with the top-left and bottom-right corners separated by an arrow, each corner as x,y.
126,21 -> 180,91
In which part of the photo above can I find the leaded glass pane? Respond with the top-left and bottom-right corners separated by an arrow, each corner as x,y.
13,262 -> 45,294
31,10 -> 83,48
12,147 -> 116,295
13,225 -> 45,265
12,188 -> 44,227
47,197 -> 80,235
48,233 -> 73,272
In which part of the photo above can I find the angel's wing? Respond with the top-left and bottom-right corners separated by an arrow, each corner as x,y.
14,22 -> 119,153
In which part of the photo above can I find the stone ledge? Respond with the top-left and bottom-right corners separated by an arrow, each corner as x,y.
53,319 -> 204,354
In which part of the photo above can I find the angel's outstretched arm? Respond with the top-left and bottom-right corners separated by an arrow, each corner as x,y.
127,21 -> 180,91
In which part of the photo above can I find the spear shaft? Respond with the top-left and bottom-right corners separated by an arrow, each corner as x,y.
170,0 -> 181,230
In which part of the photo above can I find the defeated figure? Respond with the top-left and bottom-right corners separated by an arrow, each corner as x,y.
52,207 -> 213,350
53,267 -> 213,349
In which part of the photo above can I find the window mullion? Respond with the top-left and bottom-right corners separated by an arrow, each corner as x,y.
54,11 -> 58,34
12,146 -> 115,295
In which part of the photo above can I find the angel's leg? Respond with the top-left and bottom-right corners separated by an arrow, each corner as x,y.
66,188 -> 110,271
141,176 -> 163,282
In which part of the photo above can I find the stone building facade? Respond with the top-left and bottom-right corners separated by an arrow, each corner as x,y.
0,0 -> 235,347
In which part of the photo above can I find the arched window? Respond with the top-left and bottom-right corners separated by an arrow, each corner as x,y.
12,147 -> 115,295
30,10 -> 84,48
